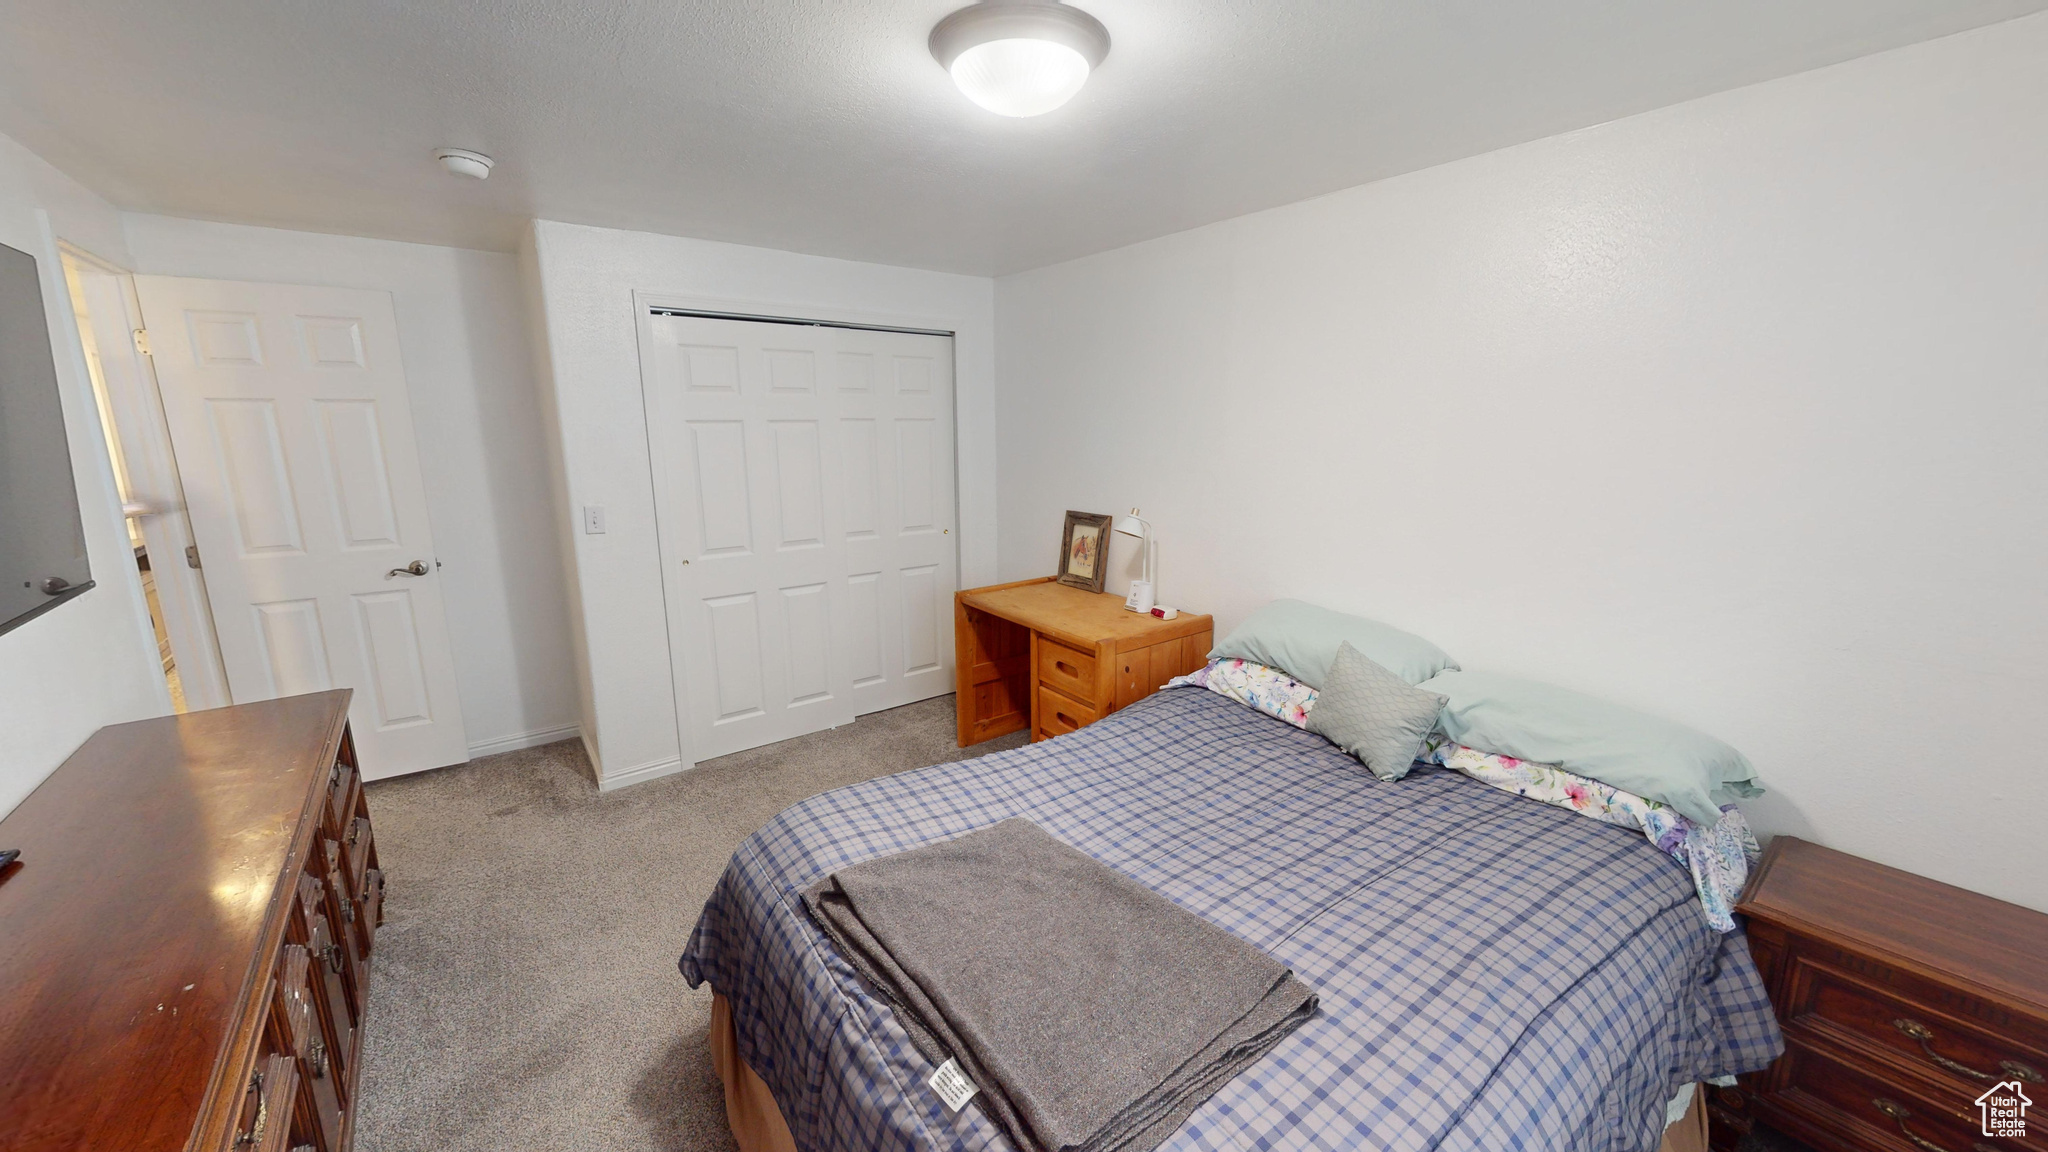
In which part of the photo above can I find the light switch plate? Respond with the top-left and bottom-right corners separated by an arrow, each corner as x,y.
583,505 -> 606,534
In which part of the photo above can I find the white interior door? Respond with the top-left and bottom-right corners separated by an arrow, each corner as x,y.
135,275 -> 468,777
641,313 -> 958,762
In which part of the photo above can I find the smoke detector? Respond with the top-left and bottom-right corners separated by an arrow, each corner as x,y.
435,148 -> 494,180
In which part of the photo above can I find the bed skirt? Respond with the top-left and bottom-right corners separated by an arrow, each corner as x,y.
705,994 -> 1709,1152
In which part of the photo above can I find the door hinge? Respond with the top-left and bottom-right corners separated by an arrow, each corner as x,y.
132,328 -> 151,356
185,544 -> 201,569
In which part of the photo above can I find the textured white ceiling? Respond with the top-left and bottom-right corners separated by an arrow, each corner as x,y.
3,0 -> 2042,275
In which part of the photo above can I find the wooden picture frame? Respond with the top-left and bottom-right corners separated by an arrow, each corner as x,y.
1056,511 -> 1113,593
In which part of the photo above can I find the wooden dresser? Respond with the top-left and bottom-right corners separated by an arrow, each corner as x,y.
954,577 -> 1213,746
1710,837 -> 2047,1152
0,690 -> 385,1152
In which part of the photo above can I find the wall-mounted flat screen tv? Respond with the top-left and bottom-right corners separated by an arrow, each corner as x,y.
0,239 -> 92,636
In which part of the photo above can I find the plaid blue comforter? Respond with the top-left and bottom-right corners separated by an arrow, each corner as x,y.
680,686 -> 1782,1152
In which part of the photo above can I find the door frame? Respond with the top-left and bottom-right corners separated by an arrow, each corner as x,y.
57,242 -> 233,711
631,290 -> 968,775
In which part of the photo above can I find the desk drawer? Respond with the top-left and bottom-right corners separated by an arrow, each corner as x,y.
1037,639 -> 1098,705
1781,951 -> 2047,1096
1037,686 -> 1098,739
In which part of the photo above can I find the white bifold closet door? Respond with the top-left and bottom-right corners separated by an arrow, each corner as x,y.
642,314 -> 958,762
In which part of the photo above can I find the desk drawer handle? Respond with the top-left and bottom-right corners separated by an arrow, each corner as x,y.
1054,660 -> 1079,677
1872,1098 -> 1997,1152
1893,1018 -> 2042,1083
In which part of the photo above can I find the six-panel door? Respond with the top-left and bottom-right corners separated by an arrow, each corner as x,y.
135,276 -> 469,778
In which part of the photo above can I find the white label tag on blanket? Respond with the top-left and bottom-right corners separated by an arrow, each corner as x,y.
929,1058 -> 978,1112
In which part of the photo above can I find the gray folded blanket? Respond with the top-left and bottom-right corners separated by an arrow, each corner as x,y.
800,818 -> 1317,1152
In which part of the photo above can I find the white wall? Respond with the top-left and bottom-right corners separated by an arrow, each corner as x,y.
525,220 -> 997,785
0,131 -> 169,816
122,217 -> 578,758
996,16 -> 2048,911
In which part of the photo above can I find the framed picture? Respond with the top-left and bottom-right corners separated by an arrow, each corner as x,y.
1056,510 -> 1112,593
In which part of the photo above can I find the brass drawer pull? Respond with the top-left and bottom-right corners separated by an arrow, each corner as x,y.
1871,1098 -> 1997,1152
235,1070 -> 269,1146
1893,1018 -> 2043,1083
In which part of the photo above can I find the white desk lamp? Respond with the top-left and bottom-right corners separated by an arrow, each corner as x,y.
1114,508 -> 1155,613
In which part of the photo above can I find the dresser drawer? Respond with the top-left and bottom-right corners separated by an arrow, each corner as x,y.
223,1052 -> 302,1152
1037,639 -> 1098,705
323,838 -> 367,968
342,816 -> 378,957
1761,1038 -> 2046,1152
1782,951 -> 2047,1097
271,945 -> 344,1152
1036,685 -> 1098,740
296,874 -> 357,1071
326,761 -> 358,839
344,816 -> 373,894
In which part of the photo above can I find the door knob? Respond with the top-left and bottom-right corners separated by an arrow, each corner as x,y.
386,560 -> 428,578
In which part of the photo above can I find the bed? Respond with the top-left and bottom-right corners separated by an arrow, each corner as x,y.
680,683 -> 1783,1152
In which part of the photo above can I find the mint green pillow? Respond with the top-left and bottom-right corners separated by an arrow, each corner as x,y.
1420,669 -> 1762,826
1208,599 -> 1458,688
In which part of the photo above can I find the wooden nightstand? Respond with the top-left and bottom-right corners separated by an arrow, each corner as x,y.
954,577 -> 1213,746
1710,836 -> 2048,1152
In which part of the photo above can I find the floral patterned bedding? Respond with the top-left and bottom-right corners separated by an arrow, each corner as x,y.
1168,660 -> 1760,931
1173,658 -> 1318,727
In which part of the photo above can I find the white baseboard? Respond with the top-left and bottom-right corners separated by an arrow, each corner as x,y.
597,755 -> 685,792
466,723 -> 583,759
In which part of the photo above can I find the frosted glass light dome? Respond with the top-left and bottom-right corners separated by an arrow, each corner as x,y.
950,38 -> 1091,117
930,2 -> 1110,119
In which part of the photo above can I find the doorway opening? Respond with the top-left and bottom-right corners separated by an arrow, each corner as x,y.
58,245 -> 229,713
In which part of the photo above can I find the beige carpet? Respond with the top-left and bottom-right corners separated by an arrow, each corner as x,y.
353,694 -> 1028,1152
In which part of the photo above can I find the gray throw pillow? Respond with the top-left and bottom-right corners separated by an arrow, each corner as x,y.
1307,642 -> 1449,782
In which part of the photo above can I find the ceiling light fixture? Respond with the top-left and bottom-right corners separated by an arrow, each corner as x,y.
435,147 -> 494,180
929,1 -> 1110,118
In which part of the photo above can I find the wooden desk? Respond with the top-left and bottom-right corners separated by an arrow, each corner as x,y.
954,577 -> 1213,746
